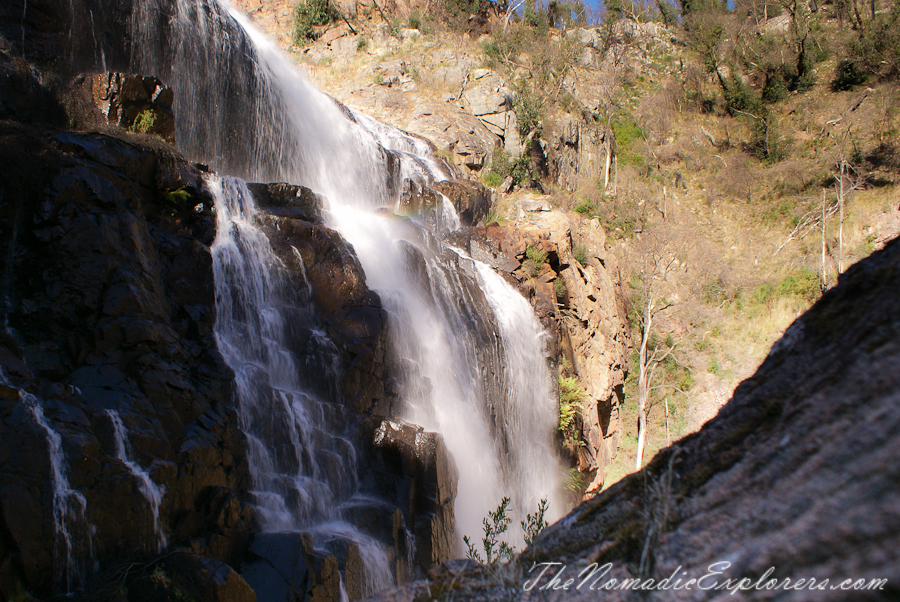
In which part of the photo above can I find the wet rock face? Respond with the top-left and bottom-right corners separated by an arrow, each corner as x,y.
248,183 -> 391,419
359,419 -> 458,574
460,209 -> 631,493
431,180 -> 490,228
0,124 -> 252,597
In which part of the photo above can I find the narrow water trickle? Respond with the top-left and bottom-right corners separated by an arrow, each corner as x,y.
2,367 -> 97,593
106,410 -> 167,552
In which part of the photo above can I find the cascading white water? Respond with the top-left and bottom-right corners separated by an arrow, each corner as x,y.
2,370 -> 97,593
106,409 -> 167,551
208,176 -> 392,594
128,0 -> 565,559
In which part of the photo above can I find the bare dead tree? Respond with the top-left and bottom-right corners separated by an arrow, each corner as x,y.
632,233 -> 684,471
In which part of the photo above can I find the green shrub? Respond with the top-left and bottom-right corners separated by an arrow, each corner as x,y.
558,375 -> 586,433
844,2 -> 900,83
521,498 -> 548,546
356,37 -> 368,52
408,11 -> 421,30
574,199 -> 594,215
128,110 -> 156,134
162,187 -> 192,206
463,497 -> 515,565
610,112 -> 645,167
554,278 -> 567,301
483,171 -> 503,188
293,0 -> 335,44
513,80 -> 545,136
574,245 -> 588,265
831,59 -> 869,91
491,148 -> 532,186
776,267 -> 821,302
525,246 -> 548,265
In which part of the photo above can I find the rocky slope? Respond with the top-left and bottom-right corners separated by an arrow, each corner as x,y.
366,236 -> 900,601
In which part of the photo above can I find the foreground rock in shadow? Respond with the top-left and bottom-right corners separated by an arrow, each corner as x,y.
369,238 -> 900,600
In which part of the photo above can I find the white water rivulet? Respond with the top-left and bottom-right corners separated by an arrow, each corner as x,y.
127,0 -> 565,582
0,369 -> 96,593
106,409 -> 168,552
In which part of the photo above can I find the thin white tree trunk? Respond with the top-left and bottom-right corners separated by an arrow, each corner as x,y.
839,160 -> 845,274
635,298 -> 651,471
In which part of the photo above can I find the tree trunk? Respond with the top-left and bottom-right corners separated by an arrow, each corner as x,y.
839,160 -> 845,274
635,298 -> 652,471
822,188 -> 828,288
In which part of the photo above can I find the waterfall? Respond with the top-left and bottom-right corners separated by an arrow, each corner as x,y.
127,0 -> 564,561
106,410 -> 167,552
208,176 -> 392,593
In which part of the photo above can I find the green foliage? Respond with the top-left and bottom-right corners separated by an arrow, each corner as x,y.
679,0 -> 726,17
408,11 -> 421,30
524,0 -> 550,33
482,171 -> 503,188
564,467 -> 585,493
831,59 -> 869,91
513,80 -> 545,136
611,112 -> 646,167
483,208 -> 504,226
558,375 -> 586,433
521,498 -> 549,546
775,267 -> 822,302
293,0 -> 336,44
525,246 -> 548,266
574,199 -> 594,215
490,148 -> 531,186
446,0 -> 482,17
128,110 -> 156,135
356,37 -> 368,52
554,278 -> 567,301
162,187 -> 192,207
844,1 -> 900,83
464,497 -> 516,565
574,244 -> 588,265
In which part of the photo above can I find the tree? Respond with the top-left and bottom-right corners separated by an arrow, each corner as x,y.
631,233 -> 685,471
821,96 -> 868,273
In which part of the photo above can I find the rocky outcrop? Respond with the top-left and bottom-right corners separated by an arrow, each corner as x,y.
246,182 -> 392,419
368,237 -> 900,602
68,72 -> 176,143
360,419 -> 458,573
546,115 -> 613,192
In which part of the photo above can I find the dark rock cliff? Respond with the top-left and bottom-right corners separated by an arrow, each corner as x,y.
0,120 -> 254,597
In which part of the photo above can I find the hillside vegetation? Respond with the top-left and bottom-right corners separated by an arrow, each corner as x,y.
235,0 -> 899,490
